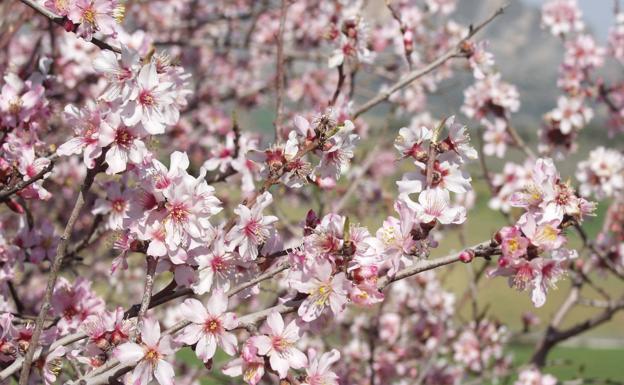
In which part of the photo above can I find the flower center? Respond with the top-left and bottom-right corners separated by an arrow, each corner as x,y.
144,348 -> 161,364
112,199 -> 126,213
314,283 -> 333,306
204,318 -> 221,334
139,90 -> 155,106
114,127 -> 134,148
169,203 -> 189,223
272,336 -> 292,353
8,98 -> 22,115
82,7 -> 97,24
506,238 -> 518,253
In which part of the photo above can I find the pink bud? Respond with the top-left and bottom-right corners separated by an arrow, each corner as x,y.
63,19 -> 76,32
5,199 -> 24,214
459,250 -> 474,263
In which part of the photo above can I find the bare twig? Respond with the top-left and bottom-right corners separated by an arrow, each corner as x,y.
379,241 -> 498,289
134,256 -> 158,339
17,153 -> 104,385
273,0 -> 288,142
352,3 -> 509,119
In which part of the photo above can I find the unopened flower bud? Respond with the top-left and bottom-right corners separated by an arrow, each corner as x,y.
5,199 -> 24,214
459,249 -> 474,263
63,19 -> 76,32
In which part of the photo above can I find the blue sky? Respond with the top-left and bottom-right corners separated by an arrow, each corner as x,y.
521,0 -> 616,40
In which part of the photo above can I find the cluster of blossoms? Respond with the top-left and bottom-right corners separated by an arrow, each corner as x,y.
515,367 -> 558,385
539,0 -> 610,155
488,158 -> 595,306
330,272 -> 510,384
1,0 -> 623,384
461,44 -> 519,159
576,146 -> 624,200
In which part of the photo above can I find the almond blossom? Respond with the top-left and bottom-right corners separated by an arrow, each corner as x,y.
227,192 -> 278,261
115,318 -> 176,385
98,114 -> 148,174
293,261 -> 349,322
254,312 -> 308,379
122,62 -> 175,135
413,188 -> 466,225
301,349 -> 341,385
177,292 -> 238,362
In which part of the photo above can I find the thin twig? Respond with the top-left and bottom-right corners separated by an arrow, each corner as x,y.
352,3 -> 509,119
134,256 -> 158,339
273,0 -> 288,142
17,153 -> 104,385
0,155 -> 56,203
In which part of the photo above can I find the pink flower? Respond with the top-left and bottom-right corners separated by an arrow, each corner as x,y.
98,114 -> 148,174
377,199 -> 421,275
0,72 -> 46,128
294,261 -> 349,322
441,116 -> 478,162
547,96 -> 593,134
57,104 -> 104,168
227,192 -> 278,261
541,0 -> 584,36
67,0 -> 122,41
564,34 -> 605,69
177,292 -> 238,362
92,182 -> 133,230
398,159 -> 471,196
255,312 -> 308,378
316,120 -> 359,180
44,0 -> 72,16
414,188 -> 466,225
394,124 -> 432,159
301,349 -> 341,385
122,62 -> 175,135
93,46 -> 139,101
519,214 -> 565,251
482,118 -> 510,158
115,318 -> 176,385
515,367 -> 557,385
41,346 -> 66,385
192,237 -> 236,294
498,226 -> 529,260
221,337 -> 266,385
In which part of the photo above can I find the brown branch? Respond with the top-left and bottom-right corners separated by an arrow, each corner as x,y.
134,256 -> 158,339
273,0 -> 288,142
530,296 -> 624,367
17,0 -> 121,53
377,241 -> 499,289
17,152 -> 104,385
352,3 -> 509,119
0,155 -> 56,203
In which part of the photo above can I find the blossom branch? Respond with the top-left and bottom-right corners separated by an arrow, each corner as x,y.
377,241 -> 499,289
0,155 -> 56,203
352,3 -> 509,119
16,0 -> 121,53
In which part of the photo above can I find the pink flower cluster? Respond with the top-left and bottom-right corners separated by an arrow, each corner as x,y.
489,158 -> 595,306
